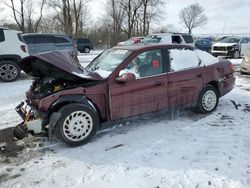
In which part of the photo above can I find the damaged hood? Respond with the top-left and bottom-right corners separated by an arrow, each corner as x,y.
20,50 -> 103,81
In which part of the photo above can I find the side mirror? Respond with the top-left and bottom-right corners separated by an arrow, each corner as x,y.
116,72 -> 136,84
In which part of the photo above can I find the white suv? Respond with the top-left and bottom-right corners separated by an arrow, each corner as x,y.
0,27 -> 28,82
146,33 -> 195,47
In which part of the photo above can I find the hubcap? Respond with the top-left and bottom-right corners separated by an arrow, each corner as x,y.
85,48 -> 90,53
0,64 -> 18,81
63,111 -> 93,142
202,90 -> 217,111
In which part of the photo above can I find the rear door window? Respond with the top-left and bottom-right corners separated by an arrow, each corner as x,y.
0,29 -> 5,42
168,48 -> 200,72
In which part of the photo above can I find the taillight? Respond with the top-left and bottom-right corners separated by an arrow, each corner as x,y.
20,45 -> 27,52
228,63 -> 234,71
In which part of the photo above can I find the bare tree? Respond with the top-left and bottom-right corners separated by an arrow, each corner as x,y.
141,0 -> 163,35
179,3 -> 207,34
104,0 -> 125,45
120,0 -> 143,38
50,0 -> 90,36
1,0 -> 46,32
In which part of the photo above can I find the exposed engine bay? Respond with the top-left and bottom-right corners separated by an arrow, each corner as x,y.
13,51 -> 103,140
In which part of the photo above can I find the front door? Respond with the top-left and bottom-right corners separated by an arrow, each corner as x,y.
109,49 -> 168,120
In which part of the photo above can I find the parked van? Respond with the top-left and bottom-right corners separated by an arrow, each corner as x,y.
147,33 -> 195,46
21,33 -> 77,55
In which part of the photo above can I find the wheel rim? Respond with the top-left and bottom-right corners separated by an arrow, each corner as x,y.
202,90 -> 217,111
85,48 -> 90,53
62,111 -> 93,142
0,64 -> 18,80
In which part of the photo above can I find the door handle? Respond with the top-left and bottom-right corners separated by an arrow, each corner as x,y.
196,73 -> 202,77
154,81 -> 164,86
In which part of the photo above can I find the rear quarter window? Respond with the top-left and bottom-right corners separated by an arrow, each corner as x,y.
0,29 -> 5,42
181,34 -> 194,43
17,33 -> 25,42
22,36 -> 34,44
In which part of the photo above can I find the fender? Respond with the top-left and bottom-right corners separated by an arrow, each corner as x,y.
50,95 -> 96,111
0,54 -> 22,63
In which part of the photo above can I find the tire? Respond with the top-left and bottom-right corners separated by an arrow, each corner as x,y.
0,60 -> 20,82
233,50 -> 240,59
84,47 -> 90,53
54,103 -> 99,146
196,85 -> 219,114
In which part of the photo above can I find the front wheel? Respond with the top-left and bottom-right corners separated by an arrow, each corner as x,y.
196,85 -> 219,114
54,103 -> 99,146
0,60 -> 20,82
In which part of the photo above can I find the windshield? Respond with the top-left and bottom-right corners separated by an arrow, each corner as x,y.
220,37 -> 240,43
86,48 -> 132,78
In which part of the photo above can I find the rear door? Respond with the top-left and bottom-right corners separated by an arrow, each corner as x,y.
167,47 -> 206,109
108,48 -> 169,120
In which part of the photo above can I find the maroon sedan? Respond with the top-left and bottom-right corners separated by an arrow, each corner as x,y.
14,44 -> 235,146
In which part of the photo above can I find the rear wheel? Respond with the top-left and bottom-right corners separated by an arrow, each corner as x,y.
196,85 -> 219,114
0,60 -> 20,82
54,103 -> 99,146
84,47 -> 90,53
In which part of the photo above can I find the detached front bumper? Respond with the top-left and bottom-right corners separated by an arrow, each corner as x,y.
13,102 -> 43,139
13,102 -> 62,140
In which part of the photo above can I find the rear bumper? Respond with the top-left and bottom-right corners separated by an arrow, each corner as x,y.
219,75 -> 235,97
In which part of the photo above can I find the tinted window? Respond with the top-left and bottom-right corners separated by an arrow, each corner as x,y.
78,39 -> 90,43
17,33 -> 25,42
182,34 -> 194,43
23,36 -> 34,44
122,49 -> 163,79
0,29 -> 5,42
34,36 -> 54,43
169,48 -> 199,72
55,36 -> 70,43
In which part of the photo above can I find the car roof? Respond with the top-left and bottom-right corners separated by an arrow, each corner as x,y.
22,33 -> 70,37
113,44 -> 194,51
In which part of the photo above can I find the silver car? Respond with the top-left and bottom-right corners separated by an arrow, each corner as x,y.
21,33 -> 77,55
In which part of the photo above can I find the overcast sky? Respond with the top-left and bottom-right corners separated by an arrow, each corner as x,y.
89,0 -> 250,35
1,0 -> 250,35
